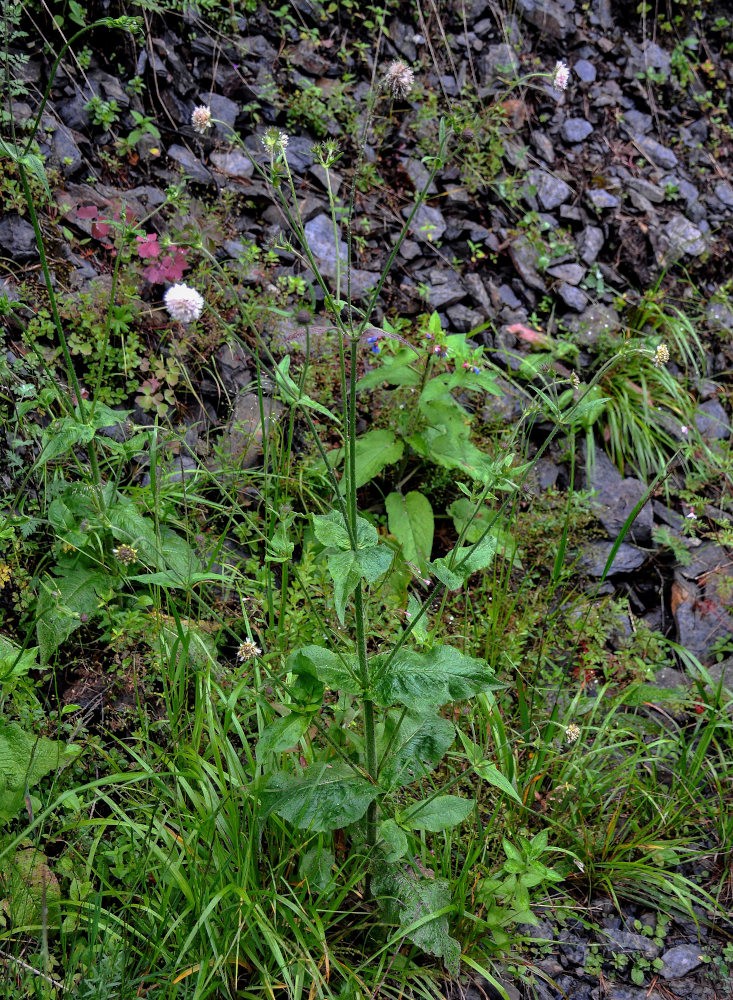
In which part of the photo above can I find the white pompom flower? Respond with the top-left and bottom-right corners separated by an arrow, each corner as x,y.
191,105 -> 213,134
164,283 -> 204,323
553,60 -> 570,91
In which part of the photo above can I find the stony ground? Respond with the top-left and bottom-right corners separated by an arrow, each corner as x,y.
2,0 -> 733,997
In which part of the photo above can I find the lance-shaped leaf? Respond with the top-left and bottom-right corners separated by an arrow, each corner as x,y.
400,794 -> 474,832
261,762 -> 377,832
371,645 -> 494,711
377,711 -> 455,791
287,645 -> 361,695
386,491 -> 434,570
338,429 -> 404,493
379,818 -> 409,862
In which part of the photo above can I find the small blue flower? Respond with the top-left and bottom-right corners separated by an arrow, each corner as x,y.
472,366 -> 480,375
371,343 -> 381,354
366,335 -> 380,343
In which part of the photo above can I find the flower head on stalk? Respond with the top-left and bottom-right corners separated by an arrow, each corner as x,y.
238,640 -> 262,661
653,343 -> 670,367
262,127 -> 289,159
384,60 -> 415,99
164,283 -> 204,323
191,105 -> 213,134
553,60 -> 570,91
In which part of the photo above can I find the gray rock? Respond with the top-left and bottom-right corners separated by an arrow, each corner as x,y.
705,299 -> 733,332
482,43 -> 519,81
606,988 -> 651,1000
587,189 -> 620,211
531,132 -> 555,164
660,214 -> 707,261
426,268 -> 465,309
602,928 -> 660,960
284,135 -> 316,173
622,109 -> 653,134
634,134 -> 678,170
207,94 -> 239,140
673,574 -> 733,665
0,215 -> 37,261
557,282 -> 588,311
580,541 -> 646,576
498,283 -> 522,308
659,944 -> 705,980
209,342 -> 251,396
525,169 -> 573,210
400,157 -> 437,195
464,273 -> 493,316
560,118 -> 593,143
167,144 -> 213,183
674,176 -> 699,206
592,476 -> 654,544
515,0 -> 572,39
406,203 -> 447,243
388,19 -> 418,62
399,239 -> 421,261
446,303 -> 484,332
303,214 -> 376,298
576,225 -> 604,265
288,39 -> 331,75
217,392 -> 284,468
509,237 -> 545,291
573,58 -> 596,82
49,121 -> 83,176
694,398 -> 731,441
210,149 -> 254,179
546,262 -> 585,285
628,177 -> 666,203
714,181 -> 733,207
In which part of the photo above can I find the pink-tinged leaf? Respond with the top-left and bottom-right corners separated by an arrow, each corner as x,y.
506,323 -> 548,346
77,205 -> 99,219
91,220 -> 112,241
143,262 -> 165,283
136,233 -> 160,259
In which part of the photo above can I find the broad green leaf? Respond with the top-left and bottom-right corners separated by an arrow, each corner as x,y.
158,526 -> 201,583
401,794 -> 474,832
261,762 -> 377,832
287,645 -> 361,695
386,491 -> 433,569
379,818 -> 409,862
89,403 -> 131,430
372,645 -> 493,710
406,593 -> 429,644
3,846 -> 61,927
339,430 -> 403,493
429,558 -> 463,591
256,713 -> 311,760
36,569 -> 109,665
377,711 -> 454,791
0,722 -> 76,824
128,570 -> 219,589
372,861 -> 461,977
0,636 -> 36,681
327,544 -> 392,623
357,362 -> 420,390
37,419 -> 95,466
299,846 -> 336,892
107,501 -> 159,563
312,510 -> 352,550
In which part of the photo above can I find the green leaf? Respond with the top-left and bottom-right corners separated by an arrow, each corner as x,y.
287,645 -> 361,696
312,510 -> 352,550
256,713 -> 311,760
36,418 -> 95,466
3,845 -> 61,927
357,362 -> 420,390
378,711 -> 455,791
36,568 -> 108,665
379,818 -> 409,862
372,645 -> 493,710
0,722 -> 75,824
327,544 -> 392,623
339,430 -> 403,493
386,491 -> 434,569
274,356 -> 339,422
401,795 -> 474,832
107,500 -> 159,563
88,403 -> 131,431
299,846 -> 336,892
456,731 -> 522,805
21,152 -> 52,203
261,762 -> 377,832
372,861 -> 461,977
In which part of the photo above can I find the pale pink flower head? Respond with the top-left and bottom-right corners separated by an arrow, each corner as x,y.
164,283 -> 204,323
685,510 -> 697,520
681,425 -> 689,435
553,60 -> 570,91
384,60 -> 415,98
191,105 -> 213,134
